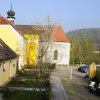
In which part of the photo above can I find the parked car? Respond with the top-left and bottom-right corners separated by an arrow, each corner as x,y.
88,65 -> 100,95
78,64 -> 90,73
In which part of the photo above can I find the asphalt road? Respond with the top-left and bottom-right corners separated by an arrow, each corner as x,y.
54,65 -> 100,100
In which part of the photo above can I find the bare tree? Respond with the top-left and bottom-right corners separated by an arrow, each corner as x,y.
20,16 -> 70,94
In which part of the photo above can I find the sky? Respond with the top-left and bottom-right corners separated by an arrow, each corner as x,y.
0,0 -> 100,32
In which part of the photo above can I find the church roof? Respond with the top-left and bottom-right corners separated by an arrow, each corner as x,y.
15,25 -> 39,35
0,16 -> 70,42
0,39 -> 17,62
52,26 -> 70,42
16,25 -> 70,42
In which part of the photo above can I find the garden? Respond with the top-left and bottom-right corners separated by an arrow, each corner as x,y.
0,63 -> 56,100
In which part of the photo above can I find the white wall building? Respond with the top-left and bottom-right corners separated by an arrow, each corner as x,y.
44,26 -> 70,65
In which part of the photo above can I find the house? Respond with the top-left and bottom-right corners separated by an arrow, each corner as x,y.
0,16 -> 24,69
6,7 -> 39,65
42,26 -> 70,65
15,25 -> 70,65
52,26 -> 70,65
0,6 -> 70,66
0,39 -> 17,85
0,16 -> 39,67
15,25 -> 39,65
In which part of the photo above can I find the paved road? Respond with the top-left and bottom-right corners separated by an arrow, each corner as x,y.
50,65 -> 68,100
50,65 -> 88,100
54,65 -> 87,79
52,65 -> 100,100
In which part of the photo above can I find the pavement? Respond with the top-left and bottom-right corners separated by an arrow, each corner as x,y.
50,66 -> 68,100
0,94 -> 3,100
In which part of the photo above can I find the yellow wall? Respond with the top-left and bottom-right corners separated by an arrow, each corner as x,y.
24,34 -> 39,65
0,25 -> 24,68
0,63 -> 9,85
11,60 -> 17,76
0,25 -> 39,67
24,34 -> 39,40
0,25 -> 18,51
0,59 -> 17,85
26,42 -> 37,64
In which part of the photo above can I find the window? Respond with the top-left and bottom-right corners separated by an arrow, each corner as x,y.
13,64 -> 15,67
54,50 -> 58,60
12,60 -> 16,67
3,63 -> 6,71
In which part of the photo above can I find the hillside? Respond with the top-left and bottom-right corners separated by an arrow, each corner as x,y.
67,28 -> 100,49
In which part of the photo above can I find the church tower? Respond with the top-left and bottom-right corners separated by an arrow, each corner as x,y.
7,4 -> 15,24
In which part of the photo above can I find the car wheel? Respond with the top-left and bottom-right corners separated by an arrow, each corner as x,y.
89,87 -> 96,93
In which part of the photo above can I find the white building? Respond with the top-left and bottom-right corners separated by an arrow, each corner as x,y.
44,26 -> 70,65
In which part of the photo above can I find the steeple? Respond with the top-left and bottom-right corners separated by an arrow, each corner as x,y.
7,3 -> 15,24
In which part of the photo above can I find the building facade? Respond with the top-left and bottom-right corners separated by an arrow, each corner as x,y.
0,17 -> 24,69
0,39 -> 17,85
43,26 -> 70,65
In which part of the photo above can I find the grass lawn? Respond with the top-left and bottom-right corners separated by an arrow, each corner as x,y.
0,74 -> 51,100
62,78 -> 100,100
7,74 -> 50,88
7,79 -> 50,88
2,90 -> 49,100
15,73 -> 37,79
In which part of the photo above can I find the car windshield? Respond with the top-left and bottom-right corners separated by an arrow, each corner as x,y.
82,65 -> 89,68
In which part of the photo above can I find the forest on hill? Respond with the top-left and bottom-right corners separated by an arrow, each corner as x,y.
67,28 -> 100,49
67,28 -> 100,64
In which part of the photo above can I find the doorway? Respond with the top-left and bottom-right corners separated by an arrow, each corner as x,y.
9,62 -> 12,78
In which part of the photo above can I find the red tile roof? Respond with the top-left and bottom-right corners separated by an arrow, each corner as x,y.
0,16 -> 24,36
0,17 -> 36,36
15,25 -> 37,36
15,25 -> 70,42
0,16 -> 70,42
52,26 -> 70,42
15,25 -> 48,36
0,16 -> 12,25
